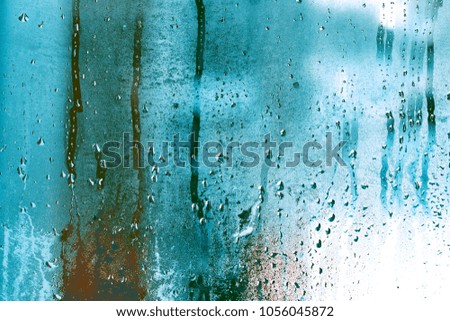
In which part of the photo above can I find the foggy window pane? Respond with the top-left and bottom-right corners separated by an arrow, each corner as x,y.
1,0 -> 449,301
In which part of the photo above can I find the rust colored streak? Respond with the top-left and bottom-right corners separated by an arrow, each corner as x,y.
61,13 -> 147,300
62,185 -> 147,300
61,0 -> 88,300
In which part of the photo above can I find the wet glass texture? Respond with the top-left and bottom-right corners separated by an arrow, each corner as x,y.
1,0 -> 450,300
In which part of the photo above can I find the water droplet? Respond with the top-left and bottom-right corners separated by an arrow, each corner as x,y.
276,180 -> 284,191
316,240 -> 322,248
19,13 -> 29,22
45,261 -> 56,268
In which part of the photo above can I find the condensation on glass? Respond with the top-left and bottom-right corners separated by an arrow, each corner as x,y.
0,0 -> 449,300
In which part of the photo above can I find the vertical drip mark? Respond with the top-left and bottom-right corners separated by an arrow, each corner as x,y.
131,17 -> 143,170
376,2 -> 395,63
420,0 -> 442,207
399,0 -> 407,131
190,0 -> 205,219
385,1 -> 395,63
407,39 -> 423,125
259,133 -> 271,208
94,146 -> 106,190
61,0 -> 84,300
187,0 -> 210,301
408,1 -> 425,130
67,0 -> 82,186
394,1 -> 424,205
129,15 -> 147,299
194,0 -> 205,79
349,119 -> 359,201
61,13 -> 147,300
376,24 -> 385,62
385,29 -> 394,63
377,2 -> 398,210
342,120 -> 358,203
389,0 -> 408,207
415,37 -> 425,126
425,32 -> 436,127
418,31 -> 431,204
381,112 -> 395,208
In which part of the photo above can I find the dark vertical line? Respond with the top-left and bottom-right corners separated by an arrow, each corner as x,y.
131,16 -> 143,170
415,37 -> 425,126
342,120 -> 358,202
130,12 -> 145,256
62,10 -> 147,300
187,0 -> 210,301
425,41 -> 435,125
61,0 -> 84,300
380,112 -> 394,208
420,0 -> 442,206
424,0 -> 442,128
194,0 -> 205,80
94,148 -> 106,189
67,0 -> 82,185
130,13 -> 147,300
407,40 -> 419,124
190,0 -> 205,218
418,35 -> 434,204
376,24 -> 385,62
390,1 -> 408,206
385,29 -> 394,62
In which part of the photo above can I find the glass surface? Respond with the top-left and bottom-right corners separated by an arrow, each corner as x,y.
1,0 -> 449,300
